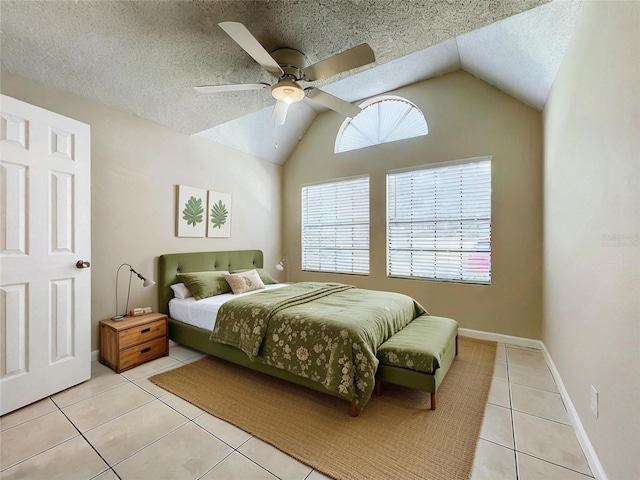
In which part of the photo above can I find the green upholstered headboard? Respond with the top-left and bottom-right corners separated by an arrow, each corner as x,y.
157,250 -> 264,316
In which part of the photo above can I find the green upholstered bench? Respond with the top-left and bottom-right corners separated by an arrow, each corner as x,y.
375,315 -> 458,410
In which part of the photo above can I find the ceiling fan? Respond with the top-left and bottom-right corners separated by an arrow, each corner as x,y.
195,22 -> 376,126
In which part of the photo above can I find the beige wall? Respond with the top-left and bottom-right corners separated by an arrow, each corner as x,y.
283,70 -> 543,339
542,1 -> 640,478
0,71 -> 283,351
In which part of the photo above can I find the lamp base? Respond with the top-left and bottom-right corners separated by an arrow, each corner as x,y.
111,315 -> 124,321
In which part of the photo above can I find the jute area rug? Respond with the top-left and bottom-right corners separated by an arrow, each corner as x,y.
150,337 -> 496,480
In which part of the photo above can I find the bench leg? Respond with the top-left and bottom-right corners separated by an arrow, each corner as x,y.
350,402 -> 359,417
375,379 -> 382,396
430,393 -> 437,410
455,335 -> 458,356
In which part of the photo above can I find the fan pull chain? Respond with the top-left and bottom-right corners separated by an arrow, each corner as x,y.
298,102 -> 303,142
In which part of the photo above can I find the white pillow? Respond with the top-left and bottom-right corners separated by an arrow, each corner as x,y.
170,282 -> 192,299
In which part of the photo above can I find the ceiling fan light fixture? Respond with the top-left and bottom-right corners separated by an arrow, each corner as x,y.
271,79 -> 305,103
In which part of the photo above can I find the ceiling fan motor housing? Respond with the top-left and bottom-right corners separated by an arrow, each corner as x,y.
270,48 -> 308,80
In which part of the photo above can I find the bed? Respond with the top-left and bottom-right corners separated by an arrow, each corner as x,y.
158,250 -> 429,416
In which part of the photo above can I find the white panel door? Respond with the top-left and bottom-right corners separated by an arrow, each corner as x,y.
0,95 -> 91,415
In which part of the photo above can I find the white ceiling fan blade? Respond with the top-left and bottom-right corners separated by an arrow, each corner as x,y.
271,100 -> 290,126
194,83 -> 269,94
218,22 -> 284,76
306,89 -> 361,118
302,44 -> 375,81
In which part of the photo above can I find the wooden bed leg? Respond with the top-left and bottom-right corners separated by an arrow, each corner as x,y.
430,393 -> 437,410
375,379 -> 382,396
350,402 -> 359,417
455,335 -> 459,356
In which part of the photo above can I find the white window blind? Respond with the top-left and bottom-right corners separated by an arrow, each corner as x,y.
302,176 -> 369,274
387,158 -> 491,284
335,96 -> 428,154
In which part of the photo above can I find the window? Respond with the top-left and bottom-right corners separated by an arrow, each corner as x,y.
387,158 -> 491,284
335,95 -> 428,153
302,176 -> 369,274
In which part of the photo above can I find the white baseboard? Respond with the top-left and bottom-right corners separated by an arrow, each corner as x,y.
458,327 -> 542,349
539,342 -> 608,480
459,328 -> 607,480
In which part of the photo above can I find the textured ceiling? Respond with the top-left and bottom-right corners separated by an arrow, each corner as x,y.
0,0 -> 581,164
199,0 -> 581,163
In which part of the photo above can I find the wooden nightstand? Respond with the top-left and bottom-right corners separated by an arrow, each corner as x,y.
99,312 -> 169,373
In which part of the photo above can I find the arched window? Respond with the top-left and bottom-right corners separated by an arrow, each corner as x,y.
335,95 -> 428,154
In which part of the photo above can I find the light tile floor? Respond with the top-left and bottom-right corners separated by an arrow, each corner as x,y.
0,343 -> 594,480
471,343 -> 594,480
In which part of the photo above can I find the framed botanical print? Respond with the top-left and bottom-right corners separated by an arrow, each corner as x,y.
207,190 -> 232,238
177,185 -> 206,237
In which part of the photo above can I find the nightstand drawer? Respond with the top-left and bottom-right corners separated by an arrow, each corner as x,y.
119,337 -> 168,371
118,319 -> 167,349
99,313 -> 168,373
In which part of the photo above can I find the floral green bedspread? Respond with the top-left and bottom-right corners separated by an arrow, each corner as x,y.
210,282 -> 426,409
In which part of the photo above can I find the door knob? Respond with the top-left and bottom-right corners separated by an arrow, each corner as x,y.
76,260 -> 91,269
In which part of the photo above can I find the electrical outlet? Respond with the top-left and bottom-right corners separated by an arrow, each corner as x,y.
591,385 -> 598,418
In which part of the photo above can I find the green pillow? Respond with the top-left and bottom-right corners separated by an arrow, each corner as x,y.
230,268 -> 279,285
176,271 -> 231,300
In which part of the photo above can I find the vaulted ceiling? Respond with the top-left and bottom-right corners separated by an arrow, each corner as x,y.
0,0 -> 581,164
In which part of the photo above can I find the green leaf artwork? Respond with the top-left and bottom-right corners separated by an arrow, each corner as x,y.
182,196 -> 204,227
210,200 -> 228,229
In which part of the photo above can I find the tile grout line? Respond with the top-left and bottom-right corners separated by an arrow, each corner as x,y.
505,345 -> 520,480
185,416 -> 287,480
196,449 -> 235,480
0,404 -> 111,476
509,416 -> 596,478
78,359 -> 197,475
234,447 -> 287,480
0,406 -> 57,433
50,395 -> 122,480
511,407 -> 573,427
505,343 -> 596,479
52,358 -> 188,477
89,359 -> 199,471
0,424 -> 77,474
104,420 -> 197,472
516,451 -> 596,479
0,354 -> 196,478
99,358 -> 277,479
508,379 -> 561,394
509,344 -> 555,479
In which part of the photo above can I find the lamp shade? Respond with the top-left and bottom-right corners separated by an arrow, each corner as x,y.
112,263 -> 156,320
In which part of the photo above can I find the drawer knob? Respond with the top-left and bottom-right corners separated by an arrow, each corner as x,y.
141,347 -> 151,354
141,327 -> 151,333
